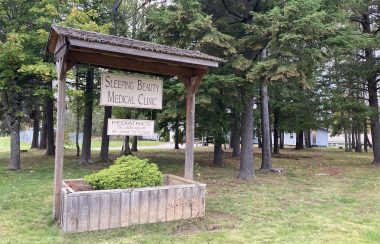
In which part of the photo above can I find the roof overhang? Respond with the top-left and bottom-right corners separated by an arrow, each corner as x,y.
47,26 -> 222,77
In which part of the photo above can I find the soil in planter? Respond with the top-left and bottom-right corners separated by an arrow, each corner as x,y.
66,180 -> 94,191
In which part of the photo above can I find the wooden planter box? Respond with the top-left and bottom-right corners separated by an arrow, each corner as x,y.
60,174 -> 206,233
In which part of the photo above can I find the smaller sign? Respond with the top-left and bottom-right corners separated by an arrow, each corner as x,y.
107,119 -> 155,136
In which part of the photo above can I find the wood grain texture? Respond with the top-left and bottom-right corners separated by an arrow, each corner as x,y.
148,190 -> 158,223
77,195 -> 90,232
65,196 -> 78,233
130,191 -> 140,225
110,193 -> 121,228
120,192 -> 131,227
89,194 -> 100,231
99,194 -> 111,230
139,190 -> 150,224
157,189 -> 167,222
166,188 -> 176,221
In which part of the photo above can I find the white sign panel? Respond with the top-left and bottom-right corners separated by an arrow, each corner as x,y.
100,73 -> 163,109
107,119 -> 155,136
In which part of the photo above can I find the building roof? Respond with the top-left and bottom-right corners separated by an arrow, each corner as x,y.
47,25 -> 224,63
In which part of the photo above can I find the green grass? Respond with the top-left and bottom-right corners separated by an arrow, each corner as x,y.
0,137 -> 30,152
67,138 -> 165,149
0,137 -> 165,152
0,146 -> 380,243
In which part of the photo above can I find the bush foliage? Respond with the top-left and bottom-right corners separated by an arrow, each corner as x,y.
84,156 -> 163,189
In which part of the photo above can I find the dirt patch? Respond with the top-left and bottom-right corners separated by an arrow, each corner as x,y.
66,180 -> 93,191
314,167 -> 343,178
273,154 -> 311,160
175,222 -> 230,236
208,211 -> 240,221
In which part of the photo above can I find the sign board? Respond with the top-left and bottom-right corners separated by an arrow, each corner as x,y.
107,119 -> 155,136
100,73 -> 163,109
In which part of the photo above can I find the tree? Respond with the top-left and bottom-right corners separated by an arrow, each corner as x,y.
238,92 -> 254,180
99,106 -> 112,161
0,34 -> 25,170
347,1 -> 380,163
260,84 -> 272,170
80,67 -> 95,164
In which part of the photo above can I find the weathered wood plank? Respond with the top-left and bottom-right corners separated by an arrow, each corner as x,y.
110,193 -> 121,228
89,194 -> 100,231
157,189 -> 167,222
191,187 -> 200,218
174,188 -> 184,220
77,195 -> 90,232
53,60 -> 66,221
139,190 -> 150,224
68,39 -> 219,68
166,188 -> 176,221
130,191 -> 140,225
182,187 -> 192,219
120,192 -> 131,227
61,189 -> 67,231
99,194 -> 111,230
148,190 -> 158,223
199,186 -> 206,217
66,196 -> 78,233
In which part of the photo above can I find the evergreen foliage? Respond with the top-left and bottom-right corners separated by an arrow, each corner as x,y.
84,155 -> 163,189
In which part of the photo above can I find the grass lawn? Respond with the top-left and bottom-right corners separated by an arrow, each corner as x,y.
0,146 -> 379,243
0,137 -> 30,153
66,138 -> 165,149
0,137 -> 165,152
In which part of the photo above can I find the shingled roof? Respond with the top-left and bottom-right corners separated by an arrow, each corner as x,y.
47,25 -> 224,63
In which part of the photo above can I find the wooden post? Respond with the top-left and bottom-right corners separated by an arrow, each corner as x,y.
182,76 -> 202,180
53,59 -> 67,220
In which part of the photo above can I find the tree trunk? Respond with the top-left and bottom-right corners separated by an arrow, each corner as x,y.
364,120 -> 368,152
8,122 -> 21,170
280,132 -> 284,149
344,130 -> 349,151
31,108 -> 40,149
39,117 -> 47,149
100,106 -> 112,161
1,91 -> 22,170
131,136 -> 138,151
80,68 -> 94,164
213,136 -> 223,166
362,12 -> 380,164
305,130 -> 311,148
351,127 -> 356,151
295,130 -> 304,150
231,111 -> 241,157
238,94 -> 254,180
174,116 -> 180,149
260,84 -> 272,170
348,131 -> 352,151
257,129 -> 262,148
75,71 -> 81,156
45,80 -> 55,156
356,131 -> 362,153
122,136 -> 132,155
273,107 -> 280,155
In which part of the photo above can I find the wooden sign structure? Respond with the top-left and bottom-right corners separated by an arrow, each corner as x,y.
46,25 -> 222,221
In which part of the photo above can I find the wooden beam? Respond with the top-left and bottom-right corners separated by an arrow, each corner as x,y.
181,76 -> 203,180
53,58 -> 67,221
69,39 -> 219,68
66,50 -> 195,77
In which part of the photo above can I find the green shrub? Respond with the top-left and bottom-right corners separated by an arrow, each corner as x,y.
84,156 -> 163,190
